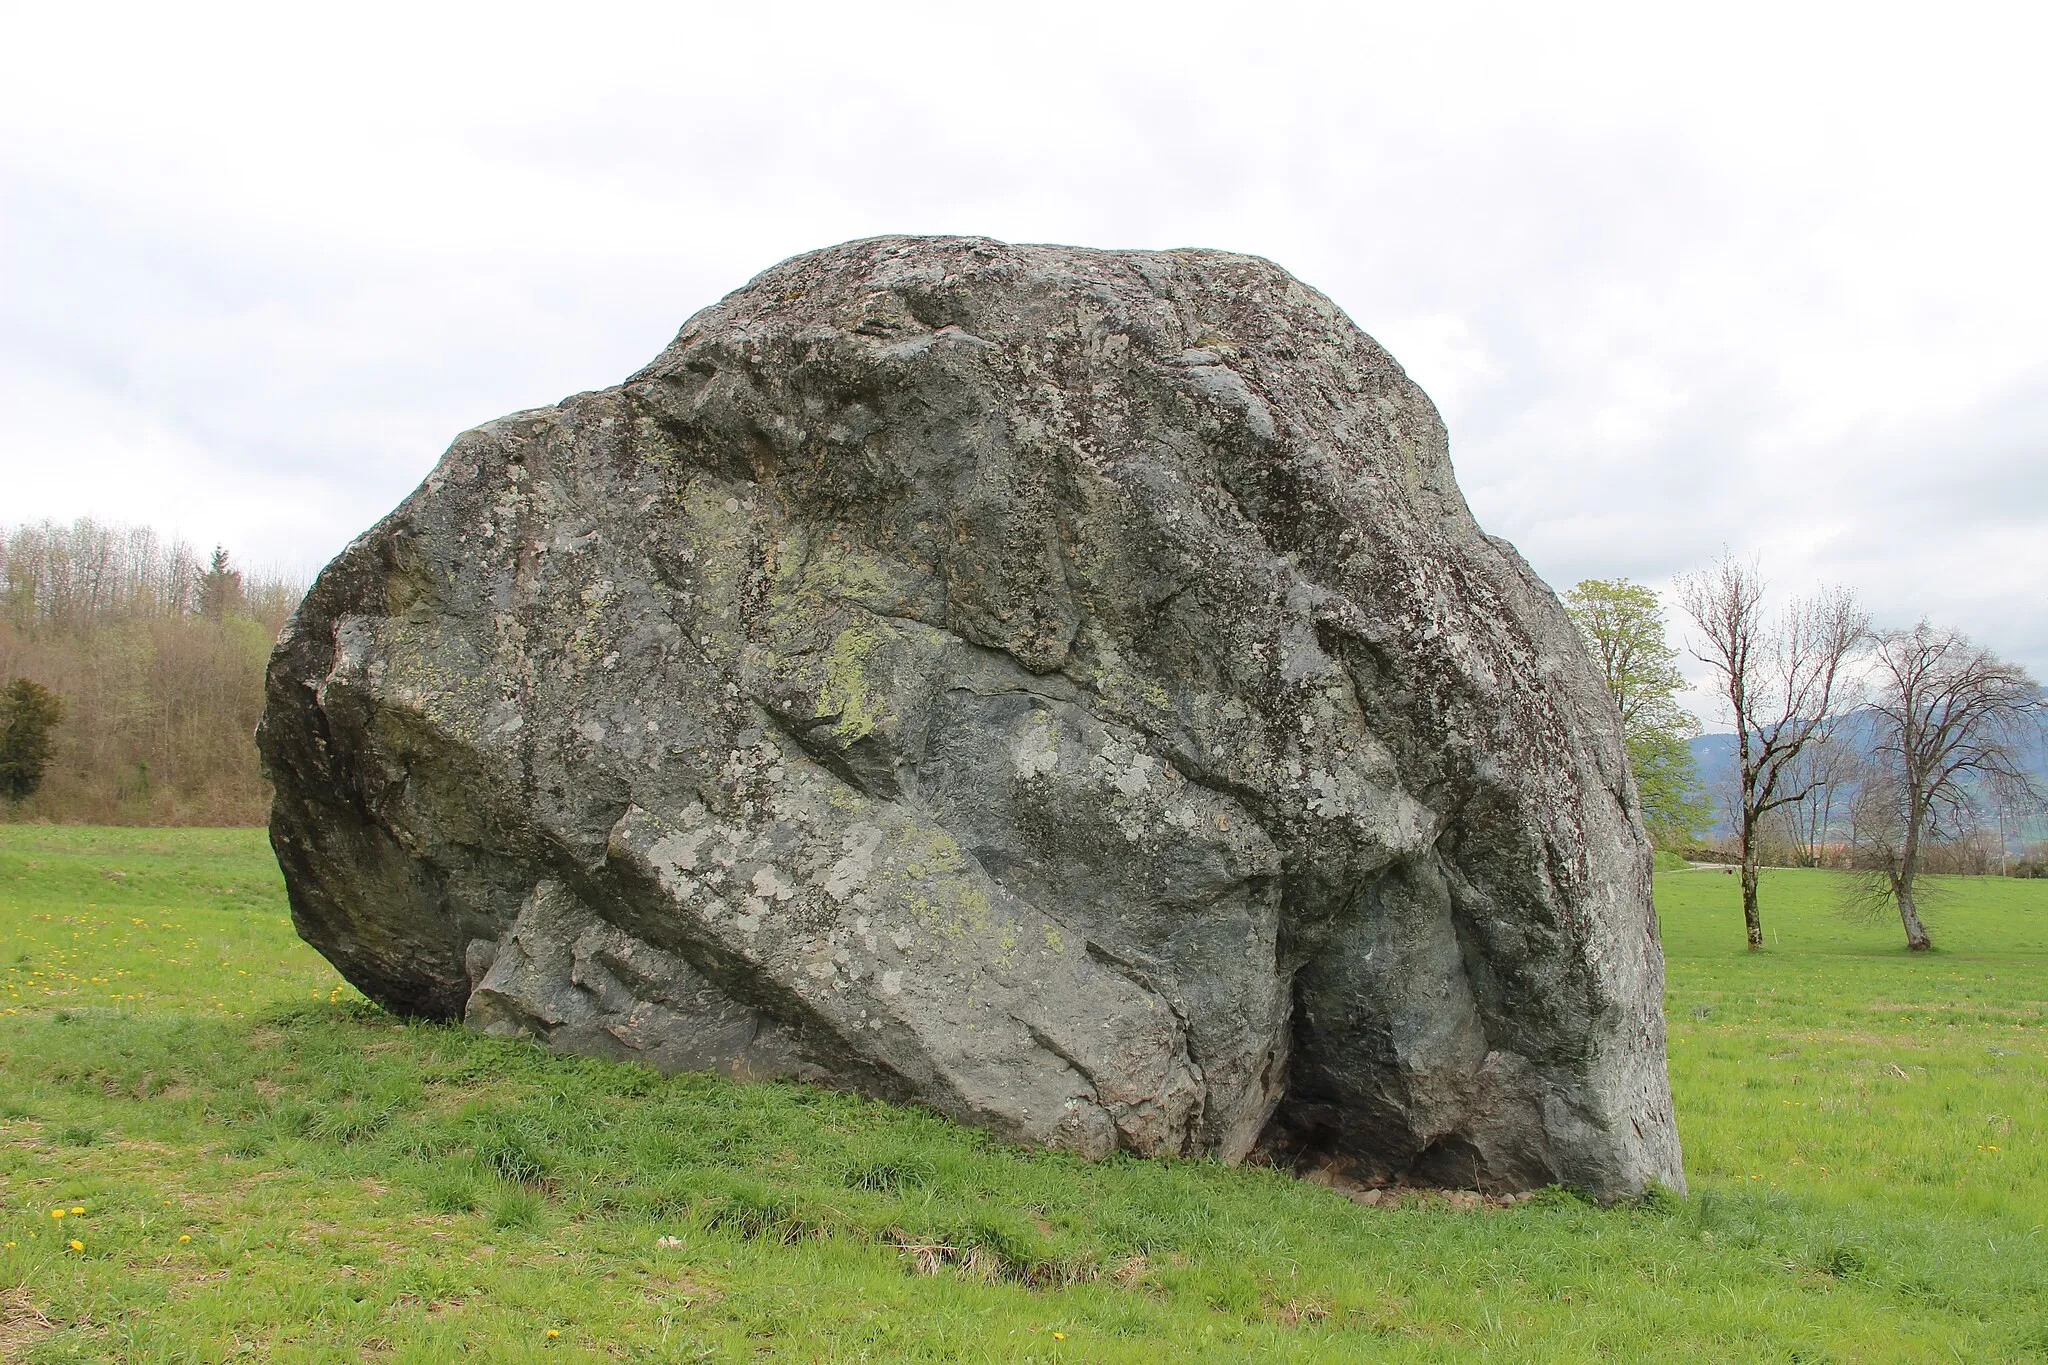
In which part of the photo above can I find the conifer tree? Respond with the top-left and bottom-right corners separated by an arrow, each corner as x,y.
0,677 -> 65,801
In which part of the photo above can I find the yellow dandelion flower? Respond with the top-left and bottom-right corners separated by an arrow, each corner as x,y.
1053,1331 -> 1067,1340
70,1206 -> 83,1214
50,1209 -> 64,1220
180,1235 -> 191,1243
68,1239 -> 83,1251
546,1329 -> 561,1339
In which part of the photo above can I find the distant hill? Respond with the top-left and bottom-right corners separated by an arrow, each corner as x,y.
1688,705 -> 2047,842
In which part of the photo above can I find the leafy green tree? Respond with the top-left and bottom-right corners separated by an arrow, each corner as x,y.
1565,578 -> 1712,848
0,677 -> 65,801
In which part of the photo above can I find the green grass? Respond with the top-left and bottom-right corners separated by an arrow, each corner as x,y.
1,827 -> 2044,1361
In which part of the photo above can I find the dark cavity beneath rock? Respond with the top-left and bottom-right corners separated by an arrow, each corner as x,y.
259,236 -> 1684,1199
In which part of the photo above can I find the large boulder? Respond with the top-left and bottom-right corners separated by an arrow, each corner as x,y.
259,236 -> 1683,1198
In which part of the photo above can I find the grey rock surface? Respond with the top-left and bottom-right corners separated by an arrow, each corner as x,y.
259,236 -> 1683,1198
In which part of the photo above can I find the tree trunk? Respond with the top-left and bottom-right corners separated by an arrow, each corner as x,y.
1740,857 -> 1763,950
1895,809 -> 1932,952
1895,879 -> 1932,952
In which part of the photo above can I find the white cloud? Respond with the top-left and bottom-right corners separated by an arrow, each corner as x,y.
2,0 -> 2043,686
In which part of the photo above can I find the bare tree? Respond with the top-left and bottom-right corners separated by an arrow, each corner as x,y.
1847,623 -> 2044,950
0,519 -> 305,824
1678,553 -> 1867,949
1775,723 -> 1856,867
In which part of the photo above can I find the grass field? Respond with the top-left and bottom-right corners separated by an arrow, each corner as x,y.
1,826 -> 2043,1361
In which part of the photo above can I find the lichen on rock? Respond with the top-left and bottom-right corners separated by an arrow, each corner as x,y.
259,235 -> 1683,1197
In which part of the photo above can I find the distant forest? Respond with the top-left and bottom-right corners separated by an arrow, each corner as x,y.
0,519 -> 303,825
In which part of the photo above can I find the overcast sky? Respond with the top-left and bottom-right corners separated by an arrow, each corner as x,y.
4,1 -> 2044,724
